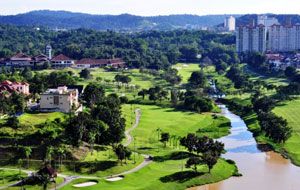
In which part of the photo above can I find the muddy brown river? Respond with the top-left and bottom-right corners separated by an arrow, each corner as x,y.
189,105 -> 300,190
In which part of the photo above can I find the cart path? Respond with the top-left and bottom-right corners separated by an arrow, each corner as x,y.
0,108 -> 153,190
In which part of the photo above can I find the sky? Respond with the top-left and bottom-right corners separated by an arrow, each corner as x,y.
1,0 -> 300,16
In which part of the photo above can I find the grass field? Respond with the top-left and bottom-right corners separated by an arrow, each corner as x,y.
5,176 -> 64,190
60,158 -> 236,190
273,99 -> 300,165
59,104 -> 236,190
18,112 -> 66,126
127,104 -> 231,156
172,63 -> 200,84
0,169 -> 27,187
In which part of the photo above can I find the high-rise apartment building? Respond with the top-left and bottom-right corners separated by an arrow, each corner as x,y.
224,16 -> 236,31
236,20 -> 266,53
269,23 -> 300,52
257,15 -> 279,31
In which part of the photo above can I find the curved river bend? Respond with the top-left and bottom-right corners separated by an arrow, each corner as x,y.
189,105 -> 300,190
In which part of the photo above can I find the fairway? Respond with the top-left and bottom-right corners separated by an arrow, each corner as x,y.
18,112 -> 66,125
0,169 -> 27,187
273,99 -> 300,165
127,104 -> 231,156
60,104 -> 236,190
173,63 -> 200,84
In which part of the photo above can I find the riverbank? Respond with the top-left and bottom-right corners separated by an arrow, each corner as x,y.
220,97 -> 300,166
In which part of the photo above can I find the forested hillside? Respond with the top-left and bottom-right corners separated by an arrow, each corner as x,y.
0,10 -> 240,31
0,23 -> 237,69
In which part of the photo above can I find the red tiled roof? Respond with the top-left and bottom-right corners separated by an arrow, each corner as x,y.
75,58 -> 125,65
11,53 -> 32,59
51,54 -> 73,61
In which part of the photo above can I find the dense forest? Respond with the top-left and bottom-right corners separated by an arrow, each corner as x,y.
0,23 -> 237,69
0,10 -> 241,31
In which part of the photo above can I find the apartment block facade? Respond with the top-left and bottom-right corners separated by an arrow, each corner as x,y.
236,24 -> 266,53
269,24 -> 300,52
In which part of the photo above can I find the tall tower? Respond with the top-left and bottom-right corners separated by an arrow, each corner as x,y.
45,44 -> 52,60
224,16 -> 236,31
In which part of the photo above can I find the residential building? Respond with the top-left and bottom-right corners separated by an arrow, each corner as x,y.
51,54 -> 75,67
0,80 -> 30,96
5,53 -> 35,67
269,23 -> 300,52
257,15 -> 279,31
39,86 -> 80,113
75,58 -> 125,68
236,20 -> 266,53
224,16 -> 236,31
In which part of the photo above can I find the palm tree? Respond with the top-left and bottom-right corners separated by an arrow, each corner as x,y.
156,128 -> 161,141
57,146 -> 66,172
24,147 -> 32,169
46,146 -> 54,167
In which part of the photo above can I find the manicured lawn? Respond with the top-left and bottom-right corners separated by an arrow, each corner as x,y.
172,63 -> 200,84
0,169 -> 27,187
60,158 -> 236,190
18,112 -> 66,126
273,99 -> 300,165
59,104 -> 235,190
127,104 -> 231,156
5,176 -> 64,190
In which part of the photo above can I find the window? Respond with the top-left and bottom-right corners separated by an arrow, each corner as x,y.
54,96 -> 59,105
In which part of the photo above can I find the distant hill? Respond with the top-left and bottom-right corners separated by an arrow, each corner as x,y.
0,10 -> 241,31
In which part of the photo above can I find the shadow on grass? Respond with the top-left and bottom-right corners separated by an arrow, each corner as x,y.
138,147 -> 155,150
154,151 -> 191,162
160,171 -> 203,183
64,160 -> 118,174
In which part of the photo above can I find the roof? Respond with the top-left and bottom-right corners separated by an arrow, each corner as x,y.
11,53 -> 32,59
67,85 -> 84,94
51,54 -> 74,61
75,58 -> 125,65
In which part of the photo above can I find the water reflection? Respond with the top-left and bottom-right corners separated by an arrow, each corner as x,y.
188,106 -> 300,190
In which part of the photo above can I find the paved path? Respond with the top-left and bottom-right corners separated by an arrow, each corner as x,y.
0,168 -> 34,189
0,108 -> 153,190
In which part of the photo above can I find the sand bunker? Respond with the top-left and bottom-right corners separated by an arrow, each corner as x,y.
106,176 -> 124,181
73,181 -> 98,187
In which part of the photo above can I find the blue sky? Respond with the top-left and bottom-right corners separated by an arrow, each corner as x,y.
0,0 -> 300,16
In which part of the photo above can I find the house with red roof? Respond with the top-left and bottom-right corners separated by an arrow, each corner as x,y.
51,54 -> 75,67
0,80 -> 30,96
5,53 -> 35,67
75,58 -> 125,68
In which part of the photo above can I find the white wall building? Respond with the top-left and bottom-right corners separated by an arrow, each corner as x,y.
236,23 -> 266,53
257,15 -> 279,31
224,16 -> 236,31
40,86 -> 80,113
269,24 -> 300,52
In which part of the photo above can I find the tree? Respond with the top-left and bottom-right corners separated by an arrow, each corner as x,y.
83,83 -> 105,108
45,146 -> 54,167
21,67 -> 33,80
115,75 -> 132,83
114,144 -> 130,166
189,71 -> 207,88
185,156 -> 201,173
23,147 -> 32,169
79,69 -> 92,79
201,150 -> 219,173
43,61 -> 51,69
160,133 -> 170,148
285,66 -> 297,78
37,174 -> 55,190
138,89 -> 148,100
57,146 -> 66,172
6,116 -> 19,129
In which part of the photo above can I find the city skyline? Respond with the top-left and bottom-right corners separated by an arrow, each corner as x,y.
1,0 -> 300,16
